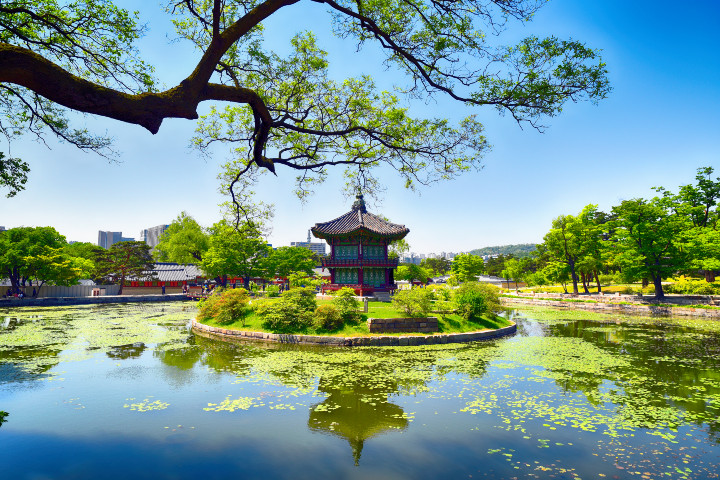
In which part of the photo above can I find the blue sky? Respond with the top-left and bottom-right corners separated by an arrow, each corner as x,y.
2,0 -> 719,253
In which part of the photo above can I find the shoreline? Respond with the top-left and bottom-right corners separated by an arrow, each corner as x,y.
0,293 -> 189,308
191,318 -> 517,347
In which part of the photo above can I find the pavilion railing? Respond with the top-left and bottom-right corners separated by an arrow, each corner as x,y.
321,258 -> 399,268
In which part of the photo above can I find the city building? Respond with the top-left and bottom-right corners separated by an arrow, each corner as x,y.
290,230 -> 327,256
97,231 -> 134,249
311,193 -> 409,295
140,224 -> 170,249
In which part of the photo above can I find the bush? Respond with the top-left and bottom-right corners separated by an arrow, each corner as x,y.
314,304 -> 344,331
665,276 -> 720,295
392,288 -> 433,317
197,288 -> 251,326
332,287 -> 361,322
453,282 -> 502,320
265,284 -> 280,297
426,284 -> 452,301
256,287 -> 317,332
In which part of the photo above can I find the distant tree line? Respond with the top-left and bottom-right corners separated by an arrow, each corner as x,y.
0,228 -> 154,296
500,167 -> 719,299
469,244 -> 537,258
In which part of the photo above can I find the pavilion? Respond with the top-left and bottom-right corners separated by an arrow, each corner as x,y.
311,194 -> 409,296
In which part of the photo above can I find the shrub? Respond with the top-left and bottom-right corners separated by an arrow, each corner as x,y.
665,276 -> 720,295
256,287 -> 317,332
453,282 -> 502,320
392,288 -> 433,317
314,304 -> 344,331
427,284 -> 452,301
332,287 -> 361,322
265,284 -> 280,297
197,288 -> 251,326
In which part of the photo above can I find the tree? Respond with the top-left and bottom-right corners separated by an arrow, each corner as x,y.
24,247 -> 93,296
0,226 -> 67,294
501,257 -> 524,293
421,257 -> 451,277
656,167 -> 720,281
95,241 -> 155,294
540,210 -> 592,295
266,246 -> 315,279
1,1 -> 609,206
450,253 -> 485,283
153,212 -> 209,263
64,241 -> 104,281
609,198 -> 689,300
395,263 -> 431,284
200,222 -> 271,288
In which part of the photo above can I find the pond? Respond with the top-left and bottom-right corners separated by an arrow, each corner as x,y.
1,302 -> 719,479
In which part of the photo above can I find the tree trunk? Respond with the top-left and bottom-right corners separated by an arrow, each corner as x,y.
243,276 -> 250,289
594,271 -> 602,294
642,278 -> 649,288
568,260 -> 579,295
705,270 -> 717,282
653,274 -> 664,300
581,272 -> 590,294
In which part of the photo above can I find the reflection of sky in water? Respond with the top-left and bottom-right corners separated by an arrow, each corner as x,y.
0,303 -> 719,479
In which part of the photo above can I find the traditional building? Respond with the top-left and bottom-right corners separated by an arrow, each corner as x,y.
311,194 -> 409,295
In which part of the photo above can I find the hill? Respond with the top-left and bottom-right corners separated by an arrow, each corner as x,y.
468,244 -> 536,258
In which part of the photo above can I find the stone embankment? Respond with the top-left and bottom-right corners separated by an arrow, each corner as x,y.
501,293 -> 720,319
0,294 -> 188,308
191,318 -> 516,347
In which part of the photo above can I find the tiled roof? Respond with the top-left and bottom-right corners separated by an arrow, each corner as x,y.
311,194 -> 409,240
135,263 -> 205,282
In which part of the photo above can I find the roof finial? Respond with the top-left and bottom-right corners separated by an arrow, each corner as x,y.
351,192 -> 366,212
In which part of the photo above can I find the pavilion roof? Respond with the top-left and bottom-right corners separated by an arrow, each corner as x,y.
311,194 -> 409,241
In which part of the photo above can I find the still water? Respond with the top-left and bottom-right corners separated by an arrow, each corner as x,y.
1,302 -> 719,479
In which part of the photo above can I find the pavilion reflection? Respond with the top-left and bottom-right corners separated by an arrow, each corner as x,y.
308,375 -> 409,465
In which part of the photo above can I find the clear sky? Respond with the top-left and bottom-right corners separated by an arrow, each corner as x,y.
2,0 -> 719,254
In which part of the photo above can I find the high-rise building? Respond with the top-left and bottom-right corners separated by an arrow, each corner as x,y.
98,231 -> 134,249
291,229 -> 327,256
140,224 -> 170,249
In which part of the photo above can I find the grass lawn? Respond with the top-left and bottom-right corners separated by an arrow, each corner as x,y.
199,298 -> 511,336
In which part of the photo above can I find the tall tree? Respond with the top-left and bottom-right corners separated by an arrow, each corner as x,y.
24,247 -> 93,296
200,222 -> 271,288
95,241 -> 155,294
421,257 -> 452,277
0,1 -> 609,206
153,212 -> 209,263
609,198 -> 689,300
656,167 -> 720,281
0,226 -> 67,293
265,246 -> 315,279
450,253 -> 485,283
541,213 -> 586,294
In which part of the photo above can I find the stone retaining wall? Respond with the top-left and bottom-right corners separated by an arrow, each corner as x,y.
501,297 -> 720,319
0,294 -> 189,308
368,317 -> 438,333
191,319 -> 516,347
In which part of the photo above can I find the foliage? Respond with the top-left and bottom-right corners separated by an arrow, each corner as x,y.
0,226 -> 87,294
0,410 -> 7,427
421,257 -> 451,276
267,246 -> 316,279
153,212 -> 209,263
314,304 -> 344,331
451,253 -> 485,282
392,288 -> 433,317
1,1 -> 609,211
454,282 -> 502,320
0,151 -> 29,197
198,288 -> 252,326
200,221 -> 271,287
94,241 -> 155,294
469,244 -> 537,258
396,263 -> 431,283
427,284 -> 452,301
256,287 -> 317,332
665,276 -> 720,295
609,198 -> 688,299
331,287 -> 361,323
